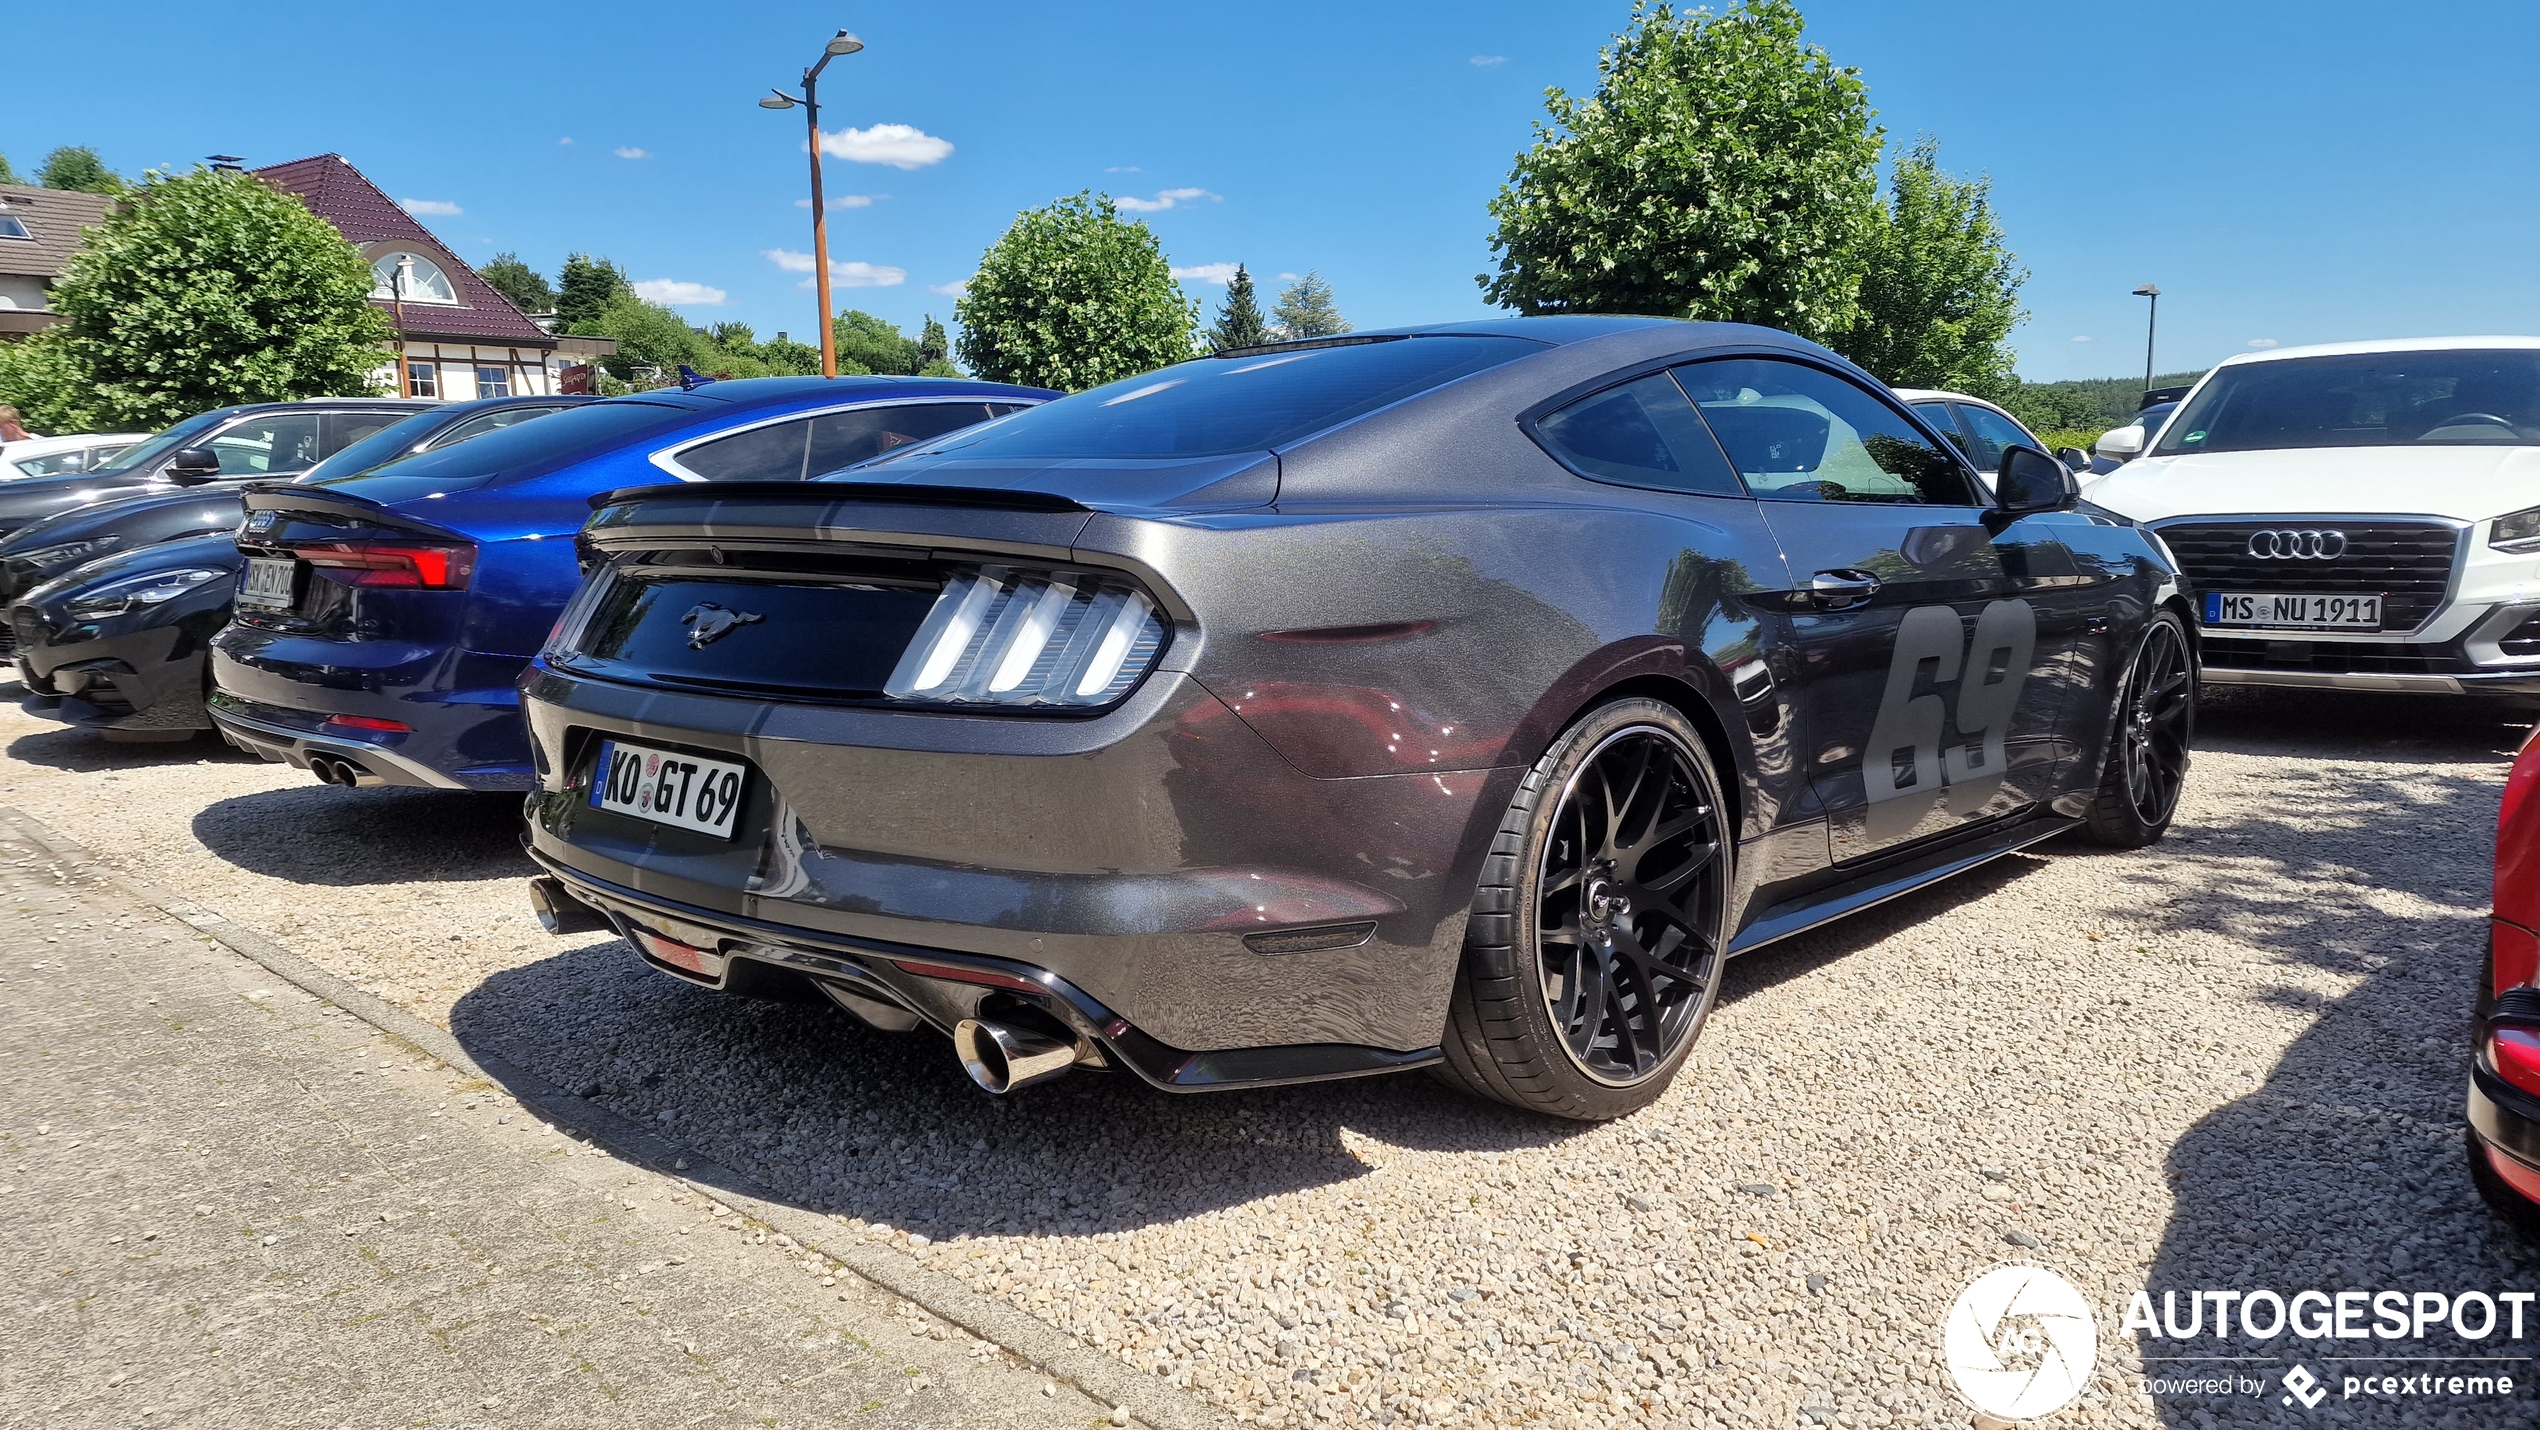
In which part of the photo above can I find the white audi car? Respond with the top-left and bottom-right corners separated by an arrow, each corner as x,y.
2083,336 -> 2540,698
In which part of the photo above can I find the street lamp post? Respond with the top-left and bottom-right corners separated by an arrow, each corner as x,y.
392,254 -> 414,398
2133,283 -> 2161,400
761,29 -> 866,380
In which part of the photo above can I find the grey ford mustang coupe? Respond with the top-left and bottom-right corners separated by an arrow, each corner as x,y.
520,316 -> 2193,1119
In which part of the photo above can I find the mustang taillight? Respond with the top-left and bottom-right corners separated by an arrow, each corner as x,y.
884,564 -> 1166,708
299,541 -> 477,589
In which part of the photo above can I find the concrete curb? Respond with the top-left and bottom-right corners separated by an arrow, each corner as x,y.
1,806 -> 1222,1430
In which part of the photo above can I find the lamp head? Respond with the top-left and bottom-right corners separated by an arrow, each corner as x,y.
2133,283 -> 2161,298
827,31 -> 864,55
760,92 -> 799,109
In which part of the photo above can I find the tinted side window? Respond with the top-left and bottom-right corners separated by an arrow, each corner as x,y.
809,403 -> 998,476
1957,403 -> 2037,472
1534,374 -> 1743,497
323,412 -> 403,456
1911,402 -> 1972,460
210,413 -> 325,476
1677,359 -> 1975,506
678,418 -> 814,481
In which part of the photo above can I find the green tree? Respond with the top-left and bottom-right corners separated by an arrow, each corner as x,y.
479,251 -> 556,316
760,332 -> 824,376
954,191 -> 1198,392
38,146 -> 124,195
1210,265 -> 1268,350
0,167 -> 391,428
917,315 -> 949,368
1270,270 -> 1348,341
0,152 -> 19,186
1831,138 -> 2027,396
0,330 -> 100,434
569,292 -> 705,384
556,253 -> 628,328
1480,0 -> 1884,343
835,309 -> 921,375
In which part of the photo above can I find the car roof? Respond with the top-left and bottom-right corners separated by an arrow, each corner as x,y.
1,433 -> 147,455
2216,334 -> 2540,368
671,374 -> 1056,408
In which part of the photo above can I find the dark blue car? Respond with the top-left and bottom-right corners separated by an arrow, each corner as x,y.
208,377 -> 1050,790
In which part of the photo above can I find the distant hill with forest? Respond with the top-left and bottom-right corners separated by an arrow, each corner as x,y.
2001,370 -> 2207,436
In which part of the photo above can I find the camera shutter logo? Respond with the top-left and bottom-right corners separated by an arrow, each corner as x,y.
1942,1264 -> 2098,1421
2246,529 -> 2347,560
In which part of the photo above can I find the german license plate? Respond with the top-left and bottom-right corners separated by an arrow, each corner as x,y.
2203,591 -> 2382,630
589,738 -> 747,838
239,557 -> 298,610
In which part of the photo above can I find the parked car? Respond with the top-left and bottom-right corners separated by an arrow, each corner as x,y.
6,398 -> 586,732
11,535 -> 241,741
515,317 -> 2195,1119
210,377 -> 1051,791
2092,398 -> 2183,466
2083,337 -> 2540,698
1896,388 -> 2093,492
2,432 -> 147,480
2467,724 -> 2540,1233
0,395 -> 586,614
0,399 -> 424,543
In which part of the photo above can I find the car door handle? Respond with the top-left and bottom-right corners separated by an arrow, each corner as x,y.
1808,569 -> 1883,610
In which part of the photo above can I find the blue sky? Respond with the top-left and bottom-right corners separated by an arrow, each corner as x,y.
8,0 -> 2536,382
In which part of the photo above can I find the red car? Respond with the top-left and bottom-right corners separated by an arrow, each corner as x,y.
2468,727 -> 2540,1229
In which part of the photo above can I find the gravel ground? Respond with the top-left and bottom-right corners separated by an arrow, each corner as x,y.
4,686 -> 2534,1428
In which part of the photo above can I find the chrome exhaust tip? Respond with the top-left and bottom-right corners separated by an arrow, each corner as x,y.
308,755 -> 346,786
527,876 -> 612,936
953,1018 -> 1078,1095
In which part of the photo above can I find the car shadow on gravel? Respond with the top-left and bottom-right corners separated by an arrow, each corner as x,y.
5,725 -> 259,773
2110,692 -> 2540,1426
447,933 -> 1595,1240
190,786 -> 534,886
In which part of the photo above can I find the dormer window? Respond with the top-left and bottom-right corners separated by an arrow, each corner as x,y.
371,250 -> 459,305
0,211 -> 30,242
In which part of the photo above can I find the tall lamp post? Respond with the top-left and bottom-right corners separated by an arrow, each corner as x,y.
391,254 -> 414,398
2133,283 -> 2161,400
761,29 -> 866,379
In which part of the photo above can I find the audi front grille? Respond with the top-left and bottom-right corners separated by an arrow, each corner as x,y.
2152,519 -> 2464,633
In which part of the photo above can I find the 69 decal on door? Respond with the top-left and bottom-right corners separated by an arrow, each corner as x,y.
1861,598 -> 2039,844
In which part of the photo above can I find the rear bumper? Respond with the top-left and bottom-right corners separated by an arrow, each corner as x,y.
535,855 -> 1442,1093
519,658 -> 1517,1055
208,695 -> 475,790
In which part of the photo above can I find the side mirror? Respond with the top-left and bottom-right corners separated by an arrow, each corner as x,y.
2095,425 -> 2145,460
2056,446 -> 2093,474
1996,444 -> 2079,515
163,447 -> 222,485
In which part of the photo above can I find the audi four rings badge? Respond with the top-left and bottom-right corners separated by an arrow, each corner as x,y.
2246,529 -> 2348,559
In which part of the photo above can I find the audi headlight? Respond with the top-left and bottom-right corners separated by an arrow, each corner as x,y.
884,564 -> 1166,708
19,536 -> 119,572
63,566 -> 229,619
2494,506 -> 2540,552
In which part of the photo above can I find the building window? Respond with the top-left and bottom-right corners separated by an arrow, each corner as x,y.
407,362 -> 438,398
474,366 -> 512,398
371,251 -> 460,305
0,213 -> 31,242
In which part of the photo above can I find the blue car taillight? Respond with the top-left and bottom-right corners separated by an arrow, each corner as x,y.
301,540 -> 478,590
884,564 -> 1165,708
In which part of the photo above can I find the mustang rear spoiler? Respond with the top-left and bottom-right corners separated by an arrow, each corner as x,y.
587,481 -> 1090,514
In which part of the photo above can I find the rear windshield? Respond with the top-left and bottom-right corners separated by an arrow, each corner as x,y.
2157,350 -> 2540,455
887,336 -> 1546,460
359,400 -> 690,479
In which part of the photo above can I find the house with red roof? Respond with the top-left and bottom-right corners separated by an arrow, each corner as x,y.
254,153 -> 613,398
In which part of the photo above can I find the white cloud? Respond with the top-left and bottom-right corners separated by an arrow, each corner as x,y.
614,146 -> 650,159
558,137 -> 573,146
1106,165 -> 1141,173
1171,262 -> 1241,285
2070,334 -> 2095,343
929,280 -> 969,297
763,249 -> 906,288
632,278 -> 727,307
815,123 -> 953,169
1277,272 -> 1299,281
2247,337 -> 2279,348
398,198 -> 462,217
1116,186 -> 1221,213
1471,54 -> 1507,66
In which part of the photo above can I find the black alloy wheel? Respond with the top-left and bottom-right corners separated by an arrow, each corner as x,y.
2083,611 -> 2194,847
1439,698 -> 1733,1119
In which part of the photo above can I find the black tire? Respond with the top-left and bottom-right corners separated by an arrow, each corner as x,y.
2080,611 -> 2194,848
1436,697 -> 1732,1121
